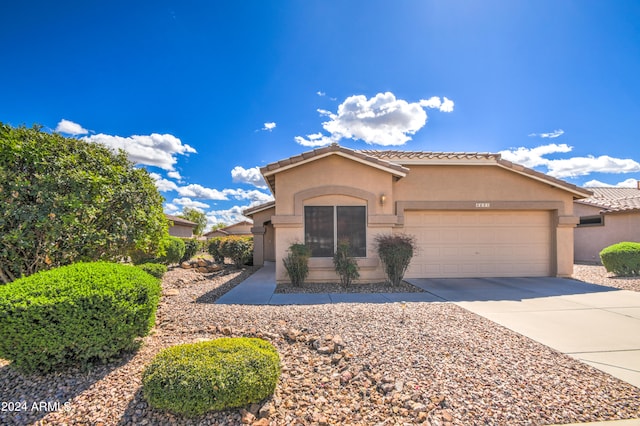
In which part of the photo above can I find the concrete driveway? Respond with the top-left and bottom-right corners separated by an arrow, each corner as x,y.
406,277 -> 640,389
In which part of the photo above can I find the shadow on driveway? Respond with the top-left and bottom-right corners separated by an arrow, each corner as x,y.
406,276 -> 619,302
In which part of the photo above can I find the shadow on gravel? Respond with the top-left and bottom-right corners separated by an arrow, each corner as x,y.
406,277 -> 620,302
0,352 -> 138,426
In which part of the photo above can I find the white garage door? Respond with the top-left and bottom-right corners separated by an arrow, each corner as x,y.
404,210 -> 551,278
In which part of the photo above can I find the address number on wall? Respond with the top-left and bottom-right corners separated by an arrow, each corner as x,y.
475,202 -> 491,208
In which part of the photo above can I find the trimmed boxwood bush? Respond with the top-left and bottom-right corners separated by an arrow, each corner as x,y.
283,243 -> 310,287
0,262 -> 161,373
219,236 -> 253,268
160,236 -> 185,265
180,238 -> 200,263
136,262 -> 168,279
600,242 -> 640,276
208,237 -> 224,264
375,233 -> 417,287
142,337 -> 280,416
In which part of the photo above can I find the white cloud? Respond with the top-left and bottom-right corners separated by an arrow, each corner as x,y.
546,155 -> 640,178
55,119 -> 88,135
205,205 -> 250,228
529,129 -> 565,139
499,143 -> 573,168
295,92 -> 454,147
294,132 -> 336,147
84,133 -> 196,171
439,97 -> 455,113
172,197 -> 210,211
231,166 -> 267,189
224,188 -> 274,204
584,178 -> 639,188
167,171 -> 182,181
262,122 -> 276,131
149,172 -> 178,192
164,203 -> 180,214
500,143 -> 640,178
177,183 -> 228,200
317,91 -> 326,97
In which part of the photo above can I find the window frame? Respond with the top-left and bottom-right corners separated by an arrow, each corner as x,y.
577,215 -> 604,227
304,205 -> 367,258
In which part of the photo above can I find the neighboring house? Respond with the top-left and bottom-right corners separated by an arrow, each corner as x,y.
166,214 -> 197,238
574,185 -> 640,263
204,220 -> 254,239
244,143 -> 591,283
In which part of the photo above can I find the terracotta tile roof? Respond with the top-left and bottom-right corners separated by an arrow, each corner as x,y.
359,150 -> 500,161
576,187 -> 640,213
260,144 -> 409,194
243,200 -> 275,217
362,150 -> 591,199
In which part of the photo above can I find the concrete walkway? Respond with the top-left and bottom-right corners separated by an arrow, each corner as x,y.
216,264 -> 640,391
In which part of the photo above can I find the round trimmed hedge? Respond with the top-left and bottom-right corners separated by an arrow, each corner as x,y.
600,242 -> 640,276
142,337 -> 281,416
0,262 -> 161,373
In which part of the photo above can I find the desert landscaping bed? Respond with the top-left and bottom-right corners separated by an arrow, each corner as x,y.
275,280 -> 424,294
1,265 -> 639,426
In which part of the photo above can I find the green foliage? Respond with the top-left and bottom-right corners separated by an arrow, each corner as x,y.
218,236 -> 253,268
142,337 -> 280,417
180,238 -> 201,263
178,208 -> 207,236
283,243 -> 310,287
136,263 -> 168,279
0,123 -> 168,284
207,237 -> 224,263
0,262 -> 160,373
600,242 -> 640,276
160,236 -> 185,265
374,233 -> 417,287
333,239 -> 359,287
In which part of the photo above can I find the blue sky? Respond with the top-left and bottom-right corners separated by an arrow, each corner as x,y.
2,1 -> 639,229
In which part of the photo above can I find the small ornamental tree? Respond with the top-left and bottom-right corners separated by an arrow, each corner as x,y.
283,243 -> 310,287
0,123 -> 168,283
333,239 -> 359,287
374,233 -> 417,287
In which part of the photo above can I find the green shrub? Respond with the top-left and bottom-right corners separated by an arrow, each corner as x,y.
219,236 -> 253,268
283,243 -> 310,287
0,262 -> 161,373
208,237 -> 224,263
160,236 -> 185,265
374,233 -> 417,287
0,123 -> 168,284
180,239 -> 200,263
600,242 -> 640,276
142,337 -> 280,416
333,239 -> 359,287
136,263 -> 168,279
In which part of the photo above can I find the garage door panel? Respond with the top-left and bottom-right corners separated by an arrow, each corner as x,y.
404,211 -> 551,278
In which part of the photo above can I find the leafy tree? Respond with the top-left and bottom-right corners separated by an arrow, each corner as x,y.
179,207 -> 207,236
0,123 -> 168,283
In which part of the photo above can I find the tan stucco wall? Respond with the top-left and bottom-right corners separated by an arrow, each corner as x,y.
250,207 -> 276,265
262,155 -> 579,282
168,224 -> 194,238
574,204 -> 640,263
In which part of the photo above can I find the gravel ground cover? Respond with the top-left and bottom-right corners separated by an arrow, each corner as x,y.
275,281 -> 424,294
573,263 -> 640,292
1,265 -> 639,425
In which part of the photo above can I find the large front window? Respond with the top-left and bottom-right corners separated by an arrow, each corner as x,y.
304,206 -> 366,257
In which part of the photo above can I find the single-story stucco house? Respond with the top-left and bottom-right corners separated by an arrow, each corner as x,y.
574,184 -> 640,263
166,214 -> 197,238
204,220 -> 253,239
243,143 -> 592,283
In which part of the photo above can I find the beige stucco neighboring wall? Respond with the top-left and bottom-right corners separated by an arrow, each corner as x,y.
259,153 -> 580,282
168,224 -> 194,238
574,203 -> 640,263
